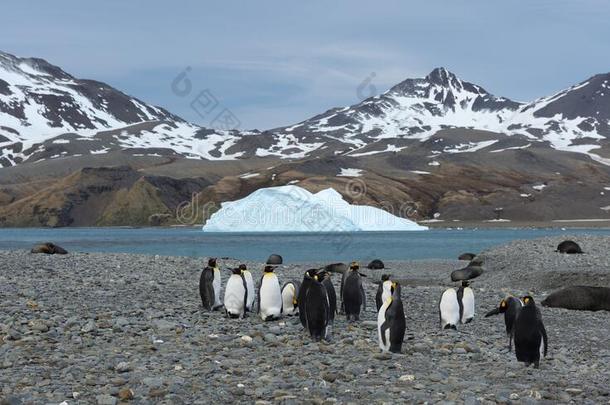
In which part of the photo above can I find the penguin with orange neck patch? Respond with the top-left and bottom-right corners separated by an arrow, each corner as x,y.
281,280 -> 300,316
485,296 -> 523,351
513,296 -> 548,368
377,281 -> 406,353
258,265 -> 282,321
199,258 -> 222,311
342,261 -> 366,322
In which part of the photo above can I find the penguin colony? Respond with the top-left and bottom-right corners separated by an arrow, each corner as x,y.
199,250 -> 558,368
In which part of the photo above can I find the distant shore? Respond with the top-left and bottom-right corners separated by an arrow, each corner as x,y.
424,219 -> 610,229
3,218 -> 610,230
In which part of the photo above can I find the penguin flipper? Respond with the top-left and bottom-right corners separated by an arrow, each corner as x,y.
360,283 -> 366,311
484,307 -> 501,317
241,274 -> 248,313
257,275 -> 263,314
540,321 -> 548,357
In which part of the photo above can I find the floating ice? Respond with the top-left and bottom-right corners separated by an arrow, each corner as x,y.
202,185 -> 427,232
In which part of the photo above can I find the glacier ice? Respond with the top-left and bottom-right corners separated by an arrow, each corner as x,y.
202,185 -> 428,232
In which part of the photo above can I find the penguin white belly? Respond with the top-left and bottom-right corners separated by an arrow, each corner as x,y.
439,288 -> 460,329
281,284 -> 297,316
213,268 -> 223,308
381,281 -> 392,304
224,275 -> 246,317
461,287 -> 475,323
377,298 -> 392,352
260,274 -> 282,320
243,271 -> 255,311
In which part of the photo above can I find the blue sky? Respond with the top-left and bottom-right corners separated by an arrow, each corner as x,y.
2,0 -> 609,130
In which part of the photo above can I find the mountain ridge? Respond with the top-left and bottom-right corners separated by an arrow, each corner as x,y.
2,50 -> 610,167
2,51 -> 610,226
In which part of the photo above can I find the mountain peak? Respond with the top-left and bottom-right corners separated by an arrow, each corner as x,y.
426,67 -> 459,85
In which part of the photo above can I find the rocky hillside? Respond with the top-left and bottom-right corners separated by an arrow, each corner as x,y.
1,50 -> 610,226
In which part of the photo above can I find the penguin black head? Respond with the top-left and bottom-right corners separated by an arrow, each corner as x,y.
484,298 -> 509,317
390,281 -> 401,296
239,264 -> 247,271
461,281 -> 471,287
264,265 -> 275,273
349,261 -> 360,271
230,267 -> 242,275
316,270 -> 329,280
208,258 -> 217,267
381,274 -> 391,282
522,295 -> 535,306
304,268 -> 318,279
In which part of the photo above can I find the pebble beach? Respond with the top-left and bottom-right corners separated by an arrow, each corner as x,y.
1,235 -> 609,404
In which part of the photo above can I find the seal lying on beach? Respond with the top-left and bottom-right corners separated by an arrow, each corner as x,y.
556,240 -> 583,254
458,253 -> 476,261
541,286 -> 610,311
30,243 -> 68,255
266,254 -> 283,265
450,259 -> 483,281
324,263 -> 348,274
367,259 -> 385,270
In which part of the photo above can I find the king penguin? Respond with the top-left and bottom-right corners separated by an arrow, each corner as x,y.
198,262 -> 215,311
376,274 -> 393,311
317,270 -> 336,340
200,258 -> 222,310
239,264 -> 255,312
377,281 -> 406,353
457,281 -> 475,323
318,270 -> 337,319
439,288 -> 460,329
281,280 -> 300,316
485,296 -> 523,351
304,272 -> 331,341
513,296 -> 548,368
224,267 -> 248,318
258,265 -> 283,321
298,269 -> 317,327
343,262 -> 366,321
209,258 -> 223,310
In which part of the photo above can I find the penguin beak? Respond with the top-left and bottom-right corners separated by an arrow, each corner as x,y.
484,308 -> 501,317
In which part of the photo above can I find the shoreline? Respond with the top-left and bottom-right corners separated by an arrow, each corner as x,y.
2,219 -> 610,230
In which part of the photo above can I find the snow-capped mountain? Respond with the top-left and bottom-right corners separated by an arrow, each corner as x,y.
260,67 -> 610,163
280,67 -> 523,142
0,51 -> 246,166
1,49 -> 610,168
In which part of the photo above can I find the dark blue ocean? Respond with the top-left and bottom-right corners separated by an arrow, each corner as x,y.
1,227 -> 610,263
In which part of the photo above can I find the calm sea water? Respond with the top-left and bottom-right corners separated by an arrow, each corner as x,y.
1,227 -> 610,263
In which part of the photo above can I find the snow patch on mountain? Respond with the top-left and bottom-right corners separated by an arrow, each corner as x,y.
337,168 -> 363,177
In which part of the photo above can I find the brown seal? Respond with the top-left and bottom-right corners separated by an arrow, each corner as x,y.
31,243 -> 68,255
